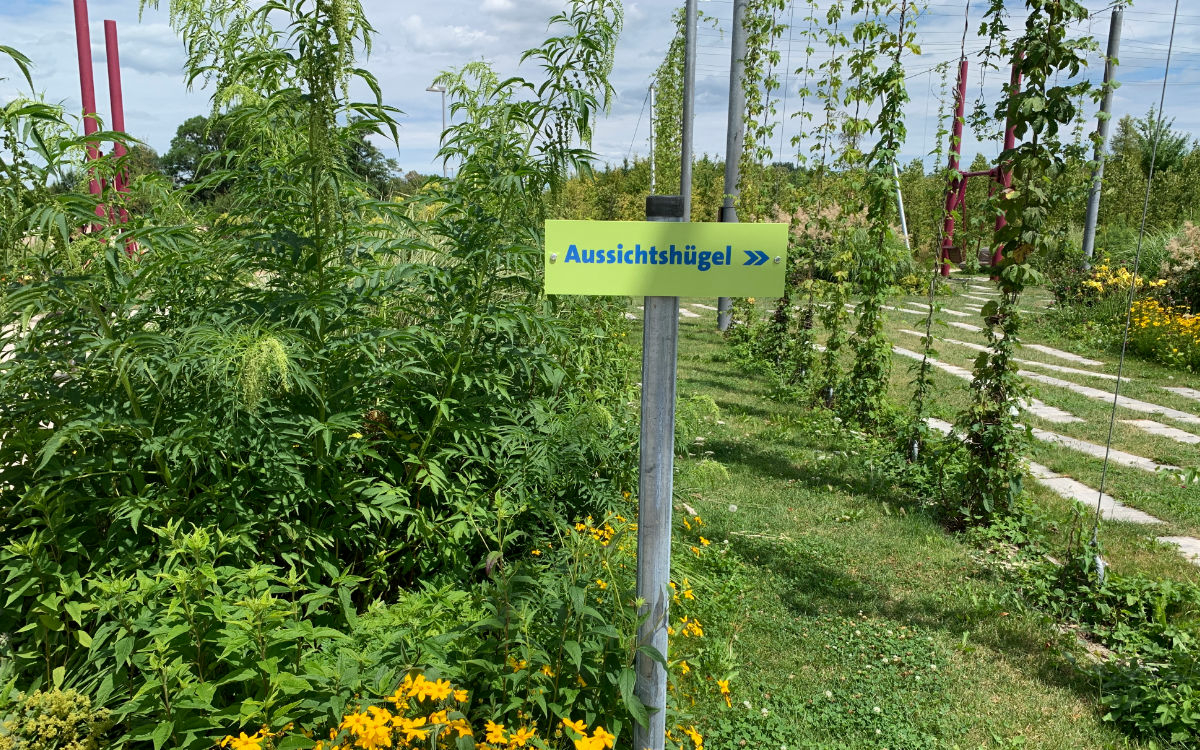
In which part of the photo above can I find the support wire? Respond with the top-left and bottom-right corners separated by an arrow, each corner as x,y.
1090,0 -> 1180,566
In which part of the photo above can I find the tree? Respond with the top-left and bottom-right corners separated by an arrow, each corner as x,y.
1112,107 -> 1192,179
160,114 -> 229,189
346,118 -> 400,198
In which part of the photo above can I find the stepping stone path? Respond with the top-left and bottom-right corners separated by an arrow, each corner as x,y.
926,419 -> 1163,525
1163,386 -> 1200,403
969,285 -> 998,294
1022,344 -> 1104,367
915,328 -> 1200,567
624,312 -> 639,320
907,302 -> 971,318
1123,419 -> 1200,445
678,307 -> 701,319
897,330 -> 1120,381
1030,427 -> 1179,473
691,303 -> 719,311
1021,371 -> 1200,425
962,294 -> 994,303
892,347 -> 1080,423
946,321 -> 984,333
1028,462 -> 1164,525
1160,537 -> 1200,564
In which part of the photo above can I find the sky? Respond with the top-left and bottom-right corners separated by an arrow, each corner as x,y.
2,1 -> 1199,178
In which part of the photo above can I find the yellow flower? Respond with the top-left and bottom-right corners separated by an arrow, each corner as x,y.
395,716 -> 429,743
596,579 -> 608,590
454,689 -> 469,702
342,707 -> 394,750
540,664 -> 555,677
699,537 -> 710,546
562,718 -> 588,737
220,733 -> 264,750
485,720 -> 507,744
509,726 -> 537,746
690,546 -> 700,556
590,726 -> 616,748
349,432 -> 364,439
531,549 -> 542,556
449,717 -> 473,737
679,660 -> 690,675
684,725 -> 704,749
718,678 -> 731,707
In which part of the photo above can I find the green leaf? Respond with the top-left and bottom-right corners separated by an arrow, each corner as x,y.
151,721 -> 174,750
52,666 -> 65,688
76,629 -> 93,648
617,667 -> 649,727
563,640 -> 582,669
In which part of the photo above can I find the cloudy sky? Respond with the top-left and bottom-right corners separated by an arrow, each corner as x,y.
2,0 -> 1197,178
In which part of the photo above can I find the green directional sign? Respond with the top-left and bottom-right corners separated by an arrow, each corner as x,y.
544,220 -> 788,297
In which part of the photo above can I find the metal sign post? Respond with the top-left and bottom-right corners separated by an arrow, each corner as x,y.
542,213 -> 784,750
633,195 -> 683,750
717,0 -> 748,332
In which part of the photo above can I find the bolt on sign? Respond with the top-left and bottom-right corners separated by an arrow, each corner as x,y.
544,220 -> 788,297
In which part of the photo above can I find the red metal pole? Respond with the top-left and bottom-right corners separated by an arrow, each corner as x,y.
104,20 -> 130,226
73,0 -> 107,227
939,58 -> 968,277
991,57 -> 1023,273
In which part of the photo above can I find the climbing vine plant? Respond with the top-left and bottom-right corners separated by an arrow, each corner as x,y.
957,0 -> 1096,524
844,0 -> 920,426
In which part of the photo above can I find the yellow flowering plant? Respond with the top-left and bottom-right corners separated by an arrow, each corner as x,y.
1130,299 -> 1200,370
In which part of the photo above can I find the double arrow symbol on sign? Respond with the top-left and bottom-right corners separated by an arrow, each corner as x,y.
743,250 -> 770,266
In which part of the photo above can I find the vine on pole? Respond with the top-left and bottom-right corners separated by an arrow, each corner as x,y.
956,0 -> 1097,525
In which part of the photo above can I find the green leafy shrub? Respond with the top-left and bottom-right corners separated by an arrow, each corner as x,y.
1,0 -> 639,745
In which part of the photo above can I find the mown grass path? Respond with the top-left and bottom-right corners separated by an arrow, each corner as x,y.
661,309 -> 1165,749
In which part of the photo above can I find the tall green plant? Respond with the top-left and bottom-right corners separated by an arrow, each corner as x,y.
844,0 -> 919,427
956,0 -> 1096,523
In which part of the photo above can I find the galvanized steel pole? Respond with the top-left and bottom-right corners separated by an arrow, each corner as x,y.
649,84 -> 656,194
681,0 -> 697,221
633,195 -> 683,750
1082,5 -> 1124,266
718,0 -> 749,331
894,162 -> 911,253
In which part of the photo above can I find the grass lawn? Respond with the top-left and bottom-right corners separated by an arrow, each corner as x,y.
658,304 -> 1175,749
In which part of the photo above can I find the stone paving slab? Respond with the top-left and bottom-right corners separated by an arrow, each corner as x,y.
1123,419 -> 1200,445
1159,536 -> 1200,563
896,330 -> 1119,381
946,321 -> 984,333
1030,467 -> 1163,525
624,312 -> 639,320
1023,344 -> 1104,367
1030,427 -> 1179,473
907,302 -> 971,318
679,307 -> 701,319
926,419 -> 1160,524
969,285 -> 998,294
1163,386 -> 1200,403
1021,371 -> 1200,425
962,294 -> 994,303
690,303 -> 719,311
893,347 -> 1080,423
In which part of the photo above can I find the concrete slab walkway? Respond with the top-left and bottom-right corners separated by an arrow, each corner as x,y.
1021,371 -> 1200,425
